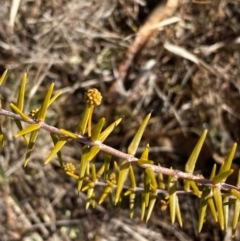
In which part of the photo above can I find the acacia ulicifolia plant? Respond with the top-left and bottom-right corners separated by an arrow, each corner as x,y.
1,70 -> 240,236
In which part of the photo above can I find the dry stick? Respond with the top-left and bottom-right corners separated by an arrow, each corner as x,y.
0,108 -> 239,194
24,202 -> 49,237
111,218 -> 149,241
118,0 -> 180,82
109,0 -> 180,100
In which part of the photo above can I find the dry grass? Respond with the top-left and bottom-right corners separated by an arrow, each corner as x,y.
1,0 -> 240,240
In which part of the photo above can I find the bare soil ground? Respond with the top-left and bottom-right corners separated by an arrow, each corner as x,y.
1,0 -> 240,240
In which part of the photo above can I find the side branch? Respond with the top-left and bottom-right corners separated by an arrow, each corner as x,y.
0,108 -> 239,193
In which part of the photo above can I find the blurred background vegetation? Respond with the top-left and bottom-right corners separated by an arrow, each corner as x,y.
1,0 -> 240,240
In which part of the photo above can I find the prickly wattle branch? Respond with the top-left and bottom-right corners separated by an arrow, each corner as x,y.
0,70 -> 240,235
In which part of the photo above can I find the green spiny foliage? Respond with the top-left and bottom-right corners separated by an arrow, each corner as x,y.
1,70 -> 240,236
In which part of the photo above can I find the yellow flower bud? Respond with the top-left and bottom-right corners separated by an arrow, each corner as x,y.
28,108 -> 40,118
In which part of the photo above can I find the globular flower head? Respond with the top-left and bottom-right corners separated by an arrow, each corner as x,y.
84,88 -> 102,107
63,162 -> 76,174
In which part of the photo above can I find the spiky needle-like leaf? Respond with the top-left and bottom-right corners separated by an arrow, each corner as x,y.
0,123 -> 4,147
213,187 -> 224,230
146,193 -> 157,222
91,117 -> 105,141
60,129 -> 78,140
168,172 -> 177,224
76,107 -> 91,135
45,138 -> 67,164
184,130 -> 207,193
99,118 -> 122,142
115,161 -> 130,204
17,72 -> 27,111
185,129 -> 208,173
198,187 -> 211,233
13,73 -> 29,144
103,153 -> 112,181
0,69 -> 8,85
212,169 -> 234,184
50,133 -> 63,167
128,113 -> 151,155
24,130 -> 39,167
37,82 -> 55,121
78,146 -> 91,191
10,103 -> 31,122
15,124 -> 40,138
232,171 -> 240,236
217,142 -> 237,182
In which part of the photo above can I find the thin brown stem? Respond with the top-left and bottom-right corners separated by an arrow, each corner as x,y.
0,108 -> 239,194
